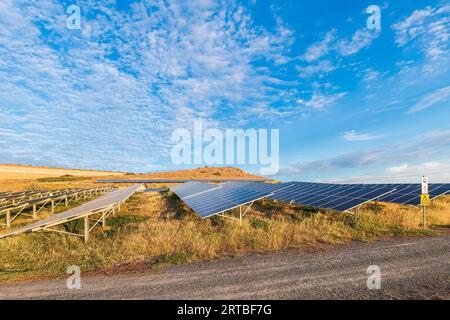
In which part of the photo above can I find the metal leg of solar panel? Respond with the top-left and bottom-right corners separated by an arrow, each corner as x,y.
6,210 -> 10,228
102,209 -> 106,228
1,187 -> 131,240
217,213 -> 240,222
84,216 -> 89,243
216,201 -> 256,226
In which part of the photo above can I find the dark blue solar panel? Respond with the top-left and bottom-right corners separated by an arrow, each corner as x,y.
221,181 -> 255,188
182,187 -> 273,218
143,188 -> 167,193
222,182 -> 295,194
375,183 -> 450,205
270,182 -> 396,212
170,182 -> 221,199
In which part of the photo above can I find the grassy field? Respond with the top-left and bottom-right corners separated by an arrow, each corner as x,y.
0,164 -> 121,180
0,166 -> 265,192
1,184 -> 449,282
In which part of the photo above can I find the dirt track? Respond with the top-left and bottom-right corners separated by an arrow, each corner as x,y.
1,235 -> 449,299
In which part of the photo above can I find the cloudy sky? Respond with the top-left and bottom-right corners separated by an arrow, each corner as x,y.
0,0 -> 449,182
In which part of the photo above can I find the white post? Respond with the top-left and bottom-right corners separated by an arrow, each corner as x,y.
84,216 -> 89,243
102,210 -> 106,228
239,206 -> 242,226
6,210 -> 10,228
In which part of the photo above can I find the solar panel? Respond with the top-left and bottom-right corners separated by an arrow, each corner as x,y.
181,187 -> 274,218
143,188 -> 167,193
169,181 -> 297,219
222,181 -> 295,194
368,183 -> 450,205
0,184 -> 143,239
170,181 -> 222,199
270,182 -> 396,212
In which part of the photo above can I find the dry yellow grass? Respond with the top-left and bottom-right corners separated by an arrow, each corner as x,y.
1,188 -> 448,283
120,166 -> 266,181
0,166 -> 266,192
0,164 -> 121,180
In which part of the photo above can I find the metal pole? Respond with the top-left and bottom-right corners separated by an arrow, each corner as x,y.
422,206 -> 426,230
84,216 -> 89,243
102,211 -> 106,228
6,210 -> 10,228
239,206 -> 242,226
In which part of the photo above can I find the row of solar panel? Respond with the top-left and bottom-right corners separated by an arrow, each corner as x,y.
170,182 -> 274,218
170,181 -> 450,219
288,182 -> 450,206
0,185 -> 144,239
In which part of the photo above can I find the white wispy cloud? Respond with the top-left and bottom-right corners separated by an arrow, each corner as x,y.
326,160 -> 450,183
296,60 -> 337,78
336,28 -> 380,56
343,130 -> 382,141
408,85 -> 450,113
279,130 -> 450,175
302,92 -> 347,110
392,4 -> 450,60
300,30 -> 335,62
300,27 -> 379,62
387,163 -> 409,173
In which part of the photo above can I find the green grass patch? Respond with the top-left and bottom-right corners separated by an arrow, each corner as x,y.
151,252 -> 198,270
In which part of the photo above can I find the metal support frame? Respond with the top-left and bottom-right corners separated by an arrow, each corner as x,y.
0,186 -> 114,229
26,192 -> 130,243
216,200 -> 256,226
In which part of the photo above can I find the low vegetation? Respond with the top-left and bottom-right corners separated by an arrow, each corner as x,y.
36,175 -> 90,183
0,190 -> 449,282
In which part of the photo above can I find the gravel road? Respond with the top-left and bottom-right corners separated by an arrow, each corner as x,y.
1,235 -> 449,299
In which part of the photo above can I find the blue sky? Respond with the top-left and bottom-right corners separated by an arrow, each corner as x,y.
0,0 -> 449,182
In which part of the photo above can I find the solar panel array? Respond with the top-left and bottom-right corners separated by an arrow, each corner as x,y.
182,187 -> 273,218
363,183 -> 450,205
170,180 -> 449,218
170,182 -> 275,218
143,188 -> 167,193
0,184 -> 143,239
171,181 -> 222,199
269,182 -> 396,211
170,179 -> 450,219
222,181 -> 295,194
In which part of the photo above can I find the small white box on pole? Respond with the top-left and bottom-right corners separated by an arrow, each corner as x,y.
421,176 -> 428,195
